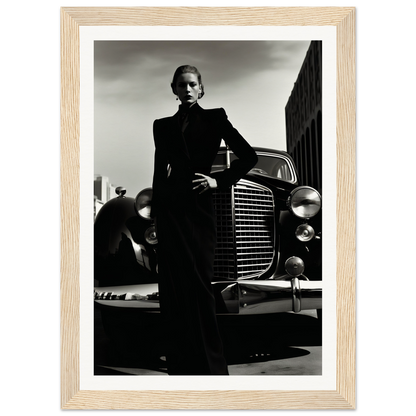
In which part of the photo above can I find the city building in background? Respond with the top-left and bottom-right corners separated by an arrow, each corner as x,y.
285,41 -> 322,195
94,175 -> 117,219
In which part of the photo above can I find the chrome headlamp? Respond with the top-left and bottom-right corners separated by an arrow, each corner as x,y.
145,226 -> 158,245
287,186 -> 321,219
295,224 -> 315,242
135,188 -> 153,220
285,256 -> 305,277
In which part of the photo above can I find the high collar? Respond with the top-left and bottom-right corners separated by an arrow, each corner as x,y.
178,101 -> 200,116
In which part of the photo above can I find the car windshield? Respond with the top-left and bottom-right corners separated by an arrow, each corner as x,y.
211,151 -> 296,183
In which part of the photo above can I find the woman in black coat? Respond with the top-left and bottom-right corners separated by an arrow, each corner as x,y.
151,65 -> 258,375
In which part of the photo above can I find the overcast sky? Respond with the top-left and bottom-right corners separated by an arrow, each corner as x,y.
94,40 -> 310,197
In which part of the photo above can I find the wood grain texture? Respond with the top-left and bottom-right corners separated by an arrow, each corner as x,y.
336,7 -> 356,409
60,7 -> 80,409
61,6 -> 355,26
63,390 -> 353,410
60,6 -> 356,409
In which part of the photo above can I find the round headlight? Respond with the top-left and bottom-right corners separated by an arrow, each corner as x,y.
295,224 -> 315,242
135,188 -> 153,220
287,186 -> 321,219
285,256 -> 305,277
145,226 -> 158,245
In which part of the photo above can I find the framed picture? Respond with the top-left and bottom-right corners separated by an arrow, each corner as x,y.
61,7 -> 355,409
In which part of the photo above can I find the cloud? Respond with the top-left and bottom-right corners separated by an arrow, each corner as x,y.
94,40 -> 311,195
94,40 -> 310,97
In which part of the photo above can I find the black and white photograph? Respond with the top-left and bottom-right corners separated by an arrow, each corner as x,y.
55,2 -> 362,414
93,39 -> 324,377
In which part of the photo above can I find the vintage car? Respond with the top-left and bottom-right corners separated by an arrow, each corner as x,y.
94,147 -> 322,358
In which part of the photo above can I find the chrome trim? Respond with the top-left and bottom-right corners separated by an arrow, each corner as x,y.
285,256 -> 305,277
94,280 -> 322,315
233,279 -> 321,315
115,186 -> 126,197
214,149 -> 298,184
291,277 -> 301,313
286,186 -> 322,219
254,151 -> 298,184
295,224 -> 316,242
213,179 -> 276,280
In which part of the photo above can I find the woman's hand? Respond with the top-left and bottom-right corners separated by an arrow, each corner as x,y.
192,173 -> 218,194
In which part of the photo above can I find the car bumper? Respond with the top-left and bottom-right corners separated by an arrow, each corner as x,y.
94,278 -> 322,315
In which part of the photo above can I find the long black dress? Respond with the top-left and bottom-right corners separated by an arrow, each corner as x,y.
151,103 -> 257,375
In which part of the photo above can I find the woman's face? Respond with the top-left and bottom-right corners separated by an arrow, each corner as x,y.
174,73 -> 201,106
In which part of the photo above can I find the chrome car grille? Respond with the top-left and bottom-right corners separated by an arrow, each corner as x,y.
213,180 -> 275,280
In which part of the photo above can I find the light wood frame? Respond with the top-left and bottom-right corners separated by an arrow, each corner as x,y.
61,7 -> 355,409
